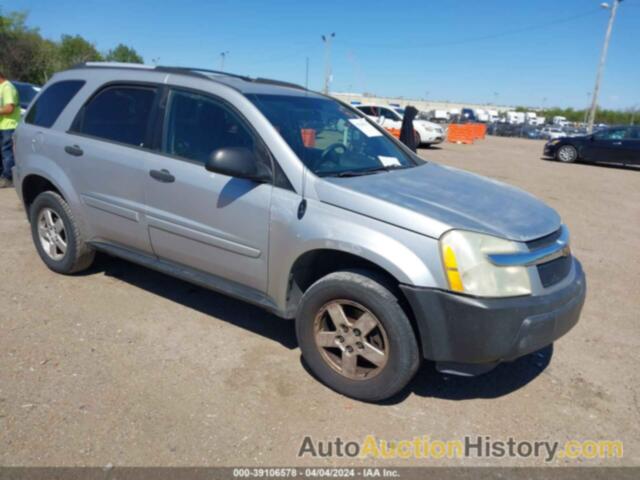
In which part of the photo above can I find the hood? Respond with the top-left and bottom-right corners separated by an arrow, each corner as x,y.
315,162 -> 561,242
414,120 -> 442,130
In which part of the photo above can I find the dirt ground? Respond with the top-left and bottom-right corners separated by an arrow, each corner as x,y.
1,136 -> 639,467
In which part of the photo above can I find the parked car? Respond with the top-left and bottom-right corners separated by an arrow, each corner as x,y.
12,80 -> 41,116
540,126 -> 566,140
355,104 -> 445,146
521,125 -> 543,140
14,63 -> 586,401
544,126 -> 640,166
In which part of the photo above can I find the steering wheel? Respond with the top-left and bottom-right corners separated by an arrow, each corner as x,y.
316,142 -> 347,169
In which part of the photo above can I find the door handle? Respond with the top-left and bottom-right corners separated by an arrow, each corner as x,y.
64,145 -> 83,157
612,141 -> 622,146
149,169 -> 175,183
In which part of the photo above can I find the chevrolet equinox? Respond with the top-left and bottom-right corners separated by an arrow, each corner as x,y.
13,63 -> 586,401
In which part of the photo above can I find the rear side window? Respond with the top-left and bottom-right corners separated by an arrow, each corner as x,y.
625,127 -> 640,140
72,85 -> 157,147
25,80 -> 85,128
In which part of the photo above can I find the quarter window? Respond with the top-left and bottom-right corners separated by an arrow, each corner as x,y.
73,85 -> 157,147
161,89 -> 256,164
25,80 -> 85,128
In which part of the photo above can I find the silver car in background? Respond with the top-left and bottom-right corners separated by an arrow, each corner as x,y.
13,63 -> 586,401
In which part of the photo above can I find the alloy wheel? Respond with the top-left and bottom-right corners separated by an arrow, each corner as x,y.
558,145 -> 577,162
37,208 -> 67,261
313,300 -> 389,380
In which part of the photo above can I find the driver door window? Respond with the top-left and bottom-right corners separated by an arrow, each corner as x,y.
379,108 -> 397,121
162,89 -> 256,165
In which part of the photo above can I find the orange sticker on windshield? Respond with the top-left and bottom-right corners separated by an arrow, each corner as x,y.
301,129 -> 316,147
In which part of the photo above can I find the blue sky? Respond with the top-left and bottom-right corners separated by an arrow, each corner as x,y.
11,0 -> 640,109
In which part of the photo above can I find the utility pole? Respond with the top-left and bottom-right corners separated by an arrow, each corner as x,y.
587,0 -> 622,133
305,57 -> 309,90
322,33 -> 335,95
219,51 -> 229,72
583,92 -> 591,125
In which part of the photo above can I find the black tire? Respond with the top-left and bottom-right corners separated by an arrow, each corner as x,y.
556,144 -> 578,163
414,131 -> 422,148
296,270 -> 421,401
29,191 -> 95,274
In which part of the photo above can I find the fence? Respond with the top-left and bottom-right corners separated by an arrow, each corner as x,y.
446,123 -> 487,144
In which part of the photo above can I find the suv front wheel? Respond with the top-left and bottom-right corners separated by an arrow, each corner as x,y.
296,270 -> 421,401
30,191 -> 95,274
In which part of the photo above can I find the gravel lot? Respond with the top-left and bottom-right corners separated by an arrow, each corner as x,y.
1,136 -> 639,467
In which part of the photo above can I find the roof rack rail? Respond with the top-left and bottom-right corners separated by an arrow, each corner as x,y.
253,77 -> 306,90
70,62 -> 154,70
155,66 -> 253,82
66,62 -> 308,91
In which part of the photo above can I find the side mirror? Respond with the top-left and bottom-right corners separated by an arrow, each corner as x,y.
205,147 -> 272,183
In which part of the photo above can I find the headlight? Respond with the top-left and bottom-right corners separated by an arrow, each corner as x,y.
440,230 -> 531,297
549,139 -> 561,145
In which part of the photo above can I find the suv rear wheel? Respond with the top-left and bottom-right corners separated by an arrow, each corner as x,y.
296,270 -> 420,401
30,191 -> 95,274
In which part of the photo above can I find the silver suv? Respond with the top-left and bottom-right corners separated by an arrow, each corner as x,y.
13,63 -> 586,401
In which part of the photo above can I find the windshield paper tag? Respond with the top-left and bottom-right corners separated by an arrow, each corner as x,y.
349,118 -> 382,137
378,156 -> 401,167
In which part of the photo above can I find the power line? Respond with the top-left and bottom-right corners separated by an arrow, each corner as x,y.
342,8 -> 602,50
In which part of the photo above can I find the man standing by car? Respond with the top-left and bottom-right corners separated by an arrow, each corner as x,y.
0,71 -> 20,188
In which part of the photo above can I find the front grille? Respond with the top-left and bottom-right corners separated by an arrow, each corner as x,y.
526,228 -> 571,288
537,255 -> 572,288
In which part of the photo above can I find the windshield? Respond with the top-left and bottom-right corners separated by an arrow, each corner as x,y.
248,94 -> 417,176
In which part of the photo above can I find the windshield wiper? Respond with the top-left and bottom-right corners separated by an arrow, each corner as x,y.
324,165 -> 411,178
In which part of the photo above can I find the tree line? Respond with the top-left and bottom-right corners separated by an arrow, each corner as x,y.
515,106 -> 637,126
0,9 -> 143,85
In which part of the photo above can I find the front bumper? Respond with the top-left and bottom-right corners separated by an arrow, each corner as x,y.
543,143 -> 558,157
422,133 -> 444,145
400,258 -> 586,374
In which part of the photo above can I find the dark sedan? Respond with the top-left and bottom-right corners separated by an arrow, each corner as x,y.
543,126 -> 640,166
